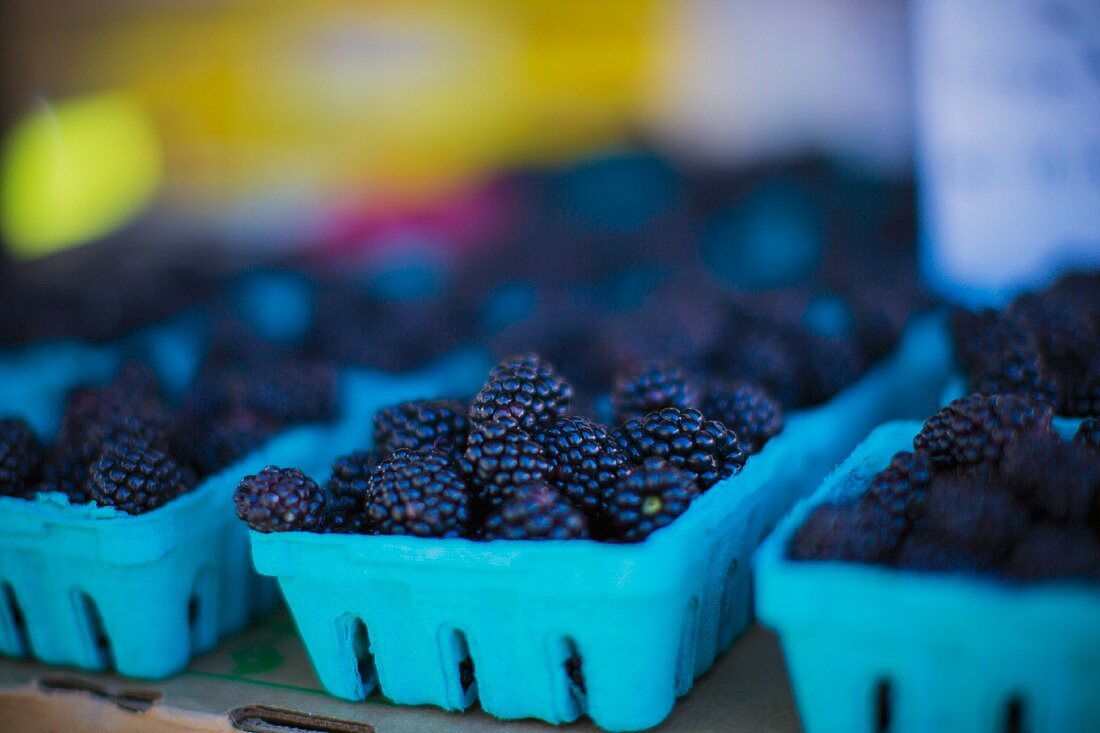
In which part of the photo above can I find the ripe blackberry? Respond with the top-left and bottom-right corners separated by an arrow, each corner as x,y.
613,407 -> 745,489
605,458 -> 700,541
461,418 -> 552,512
701,381 -> 783,455
918,469 -> 1030,561
38,441 -> 98,502
610,360 -> 700,424
789,501 -> 901,563
951,308 -> 1057,404
239,359 -> 339,425
1076,418 -> 1100,450
60,380 -> 173,451
1007,522 -> 1100,581
366,449 -> 469,538
1001,436 -> 1099,522
803,334 -> 866,406
470,353 -> 572,431
533,416 -> 628,517
0,418 -> 43,497
325,450 -> 378,533
89,441 -> 195,514
719,327 -> 806,407
913,393 -> 1055,470
865,451 -> 933,526
234,466 -> 328,533
893,530 -> 994,574
373,399 -> 468,458
482,483 -> 589,541
175,406 -> 278,477
1061,364 -> 1099,418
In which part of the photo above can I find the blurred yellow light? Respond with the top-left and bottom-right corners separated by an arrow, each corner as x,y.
1,91 -> 162,258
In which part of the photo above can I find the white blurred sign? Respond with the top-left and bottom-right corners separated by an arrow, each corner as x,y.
913,0 -> 1100,304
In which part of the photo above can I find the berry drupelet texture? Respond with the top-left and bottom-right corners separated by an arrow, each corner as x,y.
533,416 -> 628,518
610,359 -> 700,424
373,399 -> 469,458
701,381 -> 783,455
482,482 -> 589,541
461,417 -> 552,512
913,393 -> 1055,470
325,450 -> 378,533
234,466 -> 328,533
469,353 -> 572,431
366,448 -> 469,538
613,407 -> 745,489
0,418 -> 43,497
605,458 -> 700,542
89,441 -> 195,514
865,451 -> 933,526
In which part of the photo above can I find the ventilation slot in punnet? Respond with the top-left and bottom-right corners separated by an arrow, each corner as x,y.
1,582 -> 30,657
446,629 -> 477,709
348,618 -> 376,696
189,569 -> 218,654
1004,695 -> 1025,733
874,678 -> 893,732
563,638 -> 586,700
717,557 -> 741,632
74,592 -> 113,670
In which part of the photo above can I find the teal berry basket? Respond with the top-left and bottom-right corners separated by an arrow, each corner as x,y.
755,419 -> 1099,733
247,314 -> 954,732
0,351 -> 489,679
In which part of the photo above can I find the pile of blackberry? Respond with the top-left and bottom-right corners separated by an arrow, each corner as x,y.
950,272 -> 1100,417
792,393 -> 1100,581
235,353 -> 783,542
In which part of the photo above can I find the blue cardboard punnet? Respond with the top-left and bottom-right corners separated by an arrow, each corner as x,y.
248,314 -> 953,731
0,350 -> 489,679
755,420 -> 1099,733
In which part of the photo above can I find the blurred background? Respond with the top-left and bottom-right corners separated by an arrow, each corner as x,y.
0,0 -> 1096,356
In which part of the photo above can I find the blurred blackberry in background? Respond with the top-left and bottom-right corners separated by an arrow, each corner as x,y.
470,353 -> 572,431
701,381 -> 783,455
918,469 -> 1030,562
951,310 -> 1057,404
1001,436 -> 1099,523
893,530 -> 994,574
611,360 -> 700,424
366,448 -> 468,538
461,417 -> 552,513
713,324 -> 806,408
373,399 -> 468,458
89,440 -> 195,514
38,442 -> 98,502
483,482 -> 589,541
234,466 -> 327,533
1076,418 -> 1100,450
0,418 -> 43,497
59,378 -> 173,452
865,451 -> 933,526
324,450 -> 378,533
174,406 -> 278,477
913,394 -> 1055,470
1007,522 -> 1100,581
606,458 -> 700,542
534,416 -> 627,519
802,333 -> 866,405
790,502 -> 901,563
614,407 -> 744,489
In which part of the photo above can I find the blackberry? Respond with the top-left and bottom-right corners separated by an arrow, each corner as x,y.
482,483 -> 589,541
60,380 -> 173,451
234,466 -> 328,533
89,441 -> 195,514
1007,522 -> 1100,581
240,359 -> 338,424
470,353 -> 572,431
803,334 -> 866,406
373,399 -> 468,458
865,451 -> 933,526
605,458 -> 700,541
175,406 -> 278,477
0,418 -> 43,497
789,501 -> 901,563
893,530 -> 994,574
38,441 -> 98,502
613,407 -> 745,489
534,416 -> 628,517
461,418 -> 552,512
1076,418 -> 1100,450
610,360 -> 700,424
701,381 -> 783,455
325,450 -> 378,533
719,327 -> 806,407
1001,436 -> 1099,522
918,469 -> 1030,562
951,308 -> 1057,404
1061,363 -> 1100,418
913,394 -> 1055,470
366,449 -> 469,538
